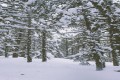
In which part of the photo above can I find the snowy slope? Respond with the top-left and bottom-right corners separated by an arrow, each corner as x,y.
0,57 -> 120,80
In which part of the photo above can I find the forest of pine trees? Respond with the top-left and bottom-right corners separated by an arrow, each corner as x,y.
0,0 -> 120,71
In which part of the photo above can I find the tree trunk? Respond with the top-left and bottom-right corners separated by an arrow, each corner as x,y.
93,53 -> 103,71
110,27 -> 119,66
5,45 -> 8,58
27,14 -> 32,62
42,30 -> 47,62
112,49 -> 119,66
101,52 -> 106,68
65,38 -> 68,57
27,29 -> 32,62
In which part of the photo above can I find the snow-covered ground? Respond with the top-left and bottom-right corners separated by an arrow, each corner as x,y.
0,57 -> 120,80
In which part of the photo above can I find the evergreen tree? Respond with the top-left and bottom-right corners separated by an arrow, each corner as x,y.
90,0 -> 120,66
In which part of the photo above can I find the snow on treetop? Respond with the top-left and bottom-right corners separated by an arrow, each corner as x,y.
25,0 -> 36,5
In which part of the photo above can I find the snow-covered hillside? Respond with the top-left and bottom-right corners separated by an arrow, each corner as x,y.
0,57 -> 120,80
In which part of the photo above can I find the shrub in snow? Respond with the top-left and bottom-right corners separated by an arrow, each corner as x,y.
19,52 -> 25,57
12,53 -> 18,58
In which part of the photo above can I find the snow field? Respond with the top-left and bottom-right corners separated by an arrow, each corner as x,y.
0,57 -> 120,80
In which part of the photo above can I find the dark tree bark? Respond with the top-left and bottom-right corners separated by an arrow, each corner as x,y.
27,29 -> 32,62
26,14 -> 32,62
42,30 -> 47,62
65,38 -> 68,57
111,49 -> 119,66
109,25 -> 119,66
93,53 -> 103,71
5,45 -> 8,58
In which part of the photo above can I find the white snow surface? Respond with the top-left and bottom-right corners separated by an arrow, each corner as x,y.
0,57 -> 120,80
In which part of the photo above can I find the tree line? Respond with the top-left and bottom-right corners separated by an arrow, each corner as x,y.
0,0 -> 120,71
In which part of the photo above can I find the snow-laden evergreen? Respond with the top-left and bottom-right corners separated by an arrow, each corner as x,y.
0,0 -> 120,73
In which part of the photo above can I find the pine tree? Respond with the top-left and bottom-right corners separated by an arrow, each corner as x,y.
90,0 -> 120,66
